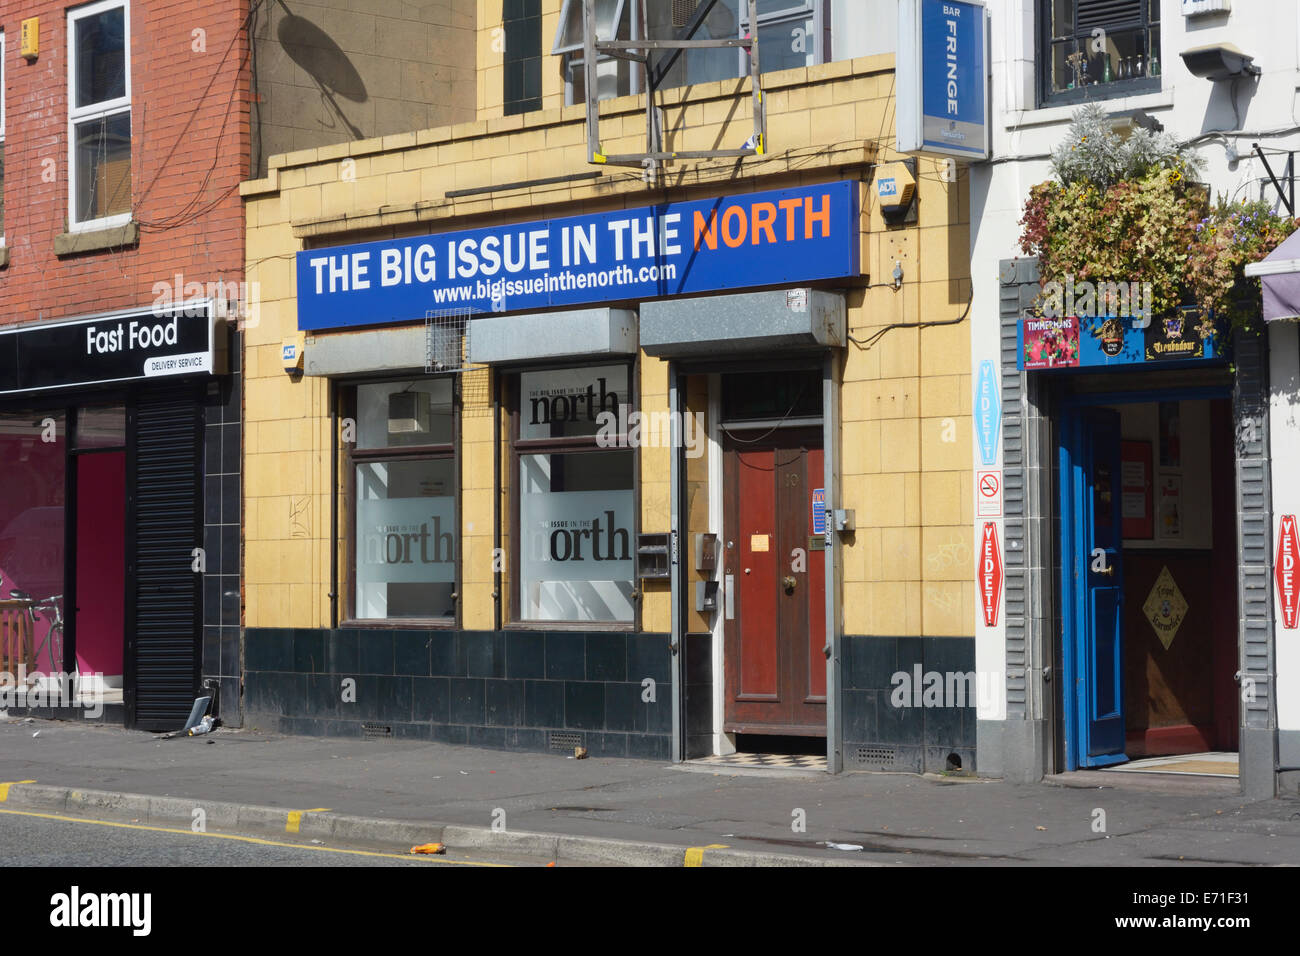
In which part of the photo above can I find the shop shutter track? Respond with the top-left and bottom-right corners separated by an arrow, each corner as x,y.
1232,329 -> 1274,729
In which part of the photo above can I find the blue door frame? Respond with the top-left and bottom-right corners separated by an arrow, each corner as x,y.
1057,385 -> 1232,771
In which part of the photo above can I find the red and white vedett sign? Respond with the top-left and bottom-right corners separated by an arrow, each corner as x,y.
979,522 -> 1003,627
1277,514 -> 1300,629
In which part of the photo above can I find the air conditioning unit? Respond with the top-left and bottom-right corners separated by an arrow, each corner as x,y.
387,391 -> 430,435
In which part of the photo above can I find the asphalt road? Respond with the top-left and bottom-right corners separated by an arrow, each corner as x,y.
0,806 -> 557,867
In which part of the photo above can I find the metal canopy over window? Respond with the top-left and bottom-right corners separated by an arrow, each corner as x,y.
640,289 -> 846,357
467,308 -> 638,365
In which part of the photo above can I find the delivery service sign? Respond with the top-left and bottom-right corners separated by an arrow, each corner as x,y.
295,182 -> 860,331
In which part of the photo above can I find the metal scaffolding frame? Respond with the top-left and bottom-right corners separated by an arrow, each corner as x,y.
582,0 -> 767,171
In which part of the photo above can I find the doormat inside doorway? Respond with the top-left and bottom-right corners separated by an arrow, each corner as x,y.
1106,752 -> 1239,777
692,752 -> 827,771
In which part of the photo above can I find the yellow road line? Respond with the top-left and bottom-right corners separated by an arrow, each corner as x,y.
285,807 -> 330,833
0,781 -> 36,802
0,807 -> 510,866
684,843 -> 729,867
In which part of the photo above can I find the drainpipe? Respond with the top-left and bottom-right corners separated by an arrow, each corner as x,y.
669,364 -> 683,763
824,350 -> 843,774
328,382 -> 338,628
493,369 -> 502,632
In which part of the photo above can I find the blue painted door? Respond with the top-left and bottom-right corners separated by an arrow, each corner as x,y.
1070,409 -> 1128,766
1083,410 -> 1126,761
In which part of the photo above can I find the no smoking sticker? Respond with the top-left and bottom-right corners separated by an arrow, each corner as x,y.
977,470 -> 1002,518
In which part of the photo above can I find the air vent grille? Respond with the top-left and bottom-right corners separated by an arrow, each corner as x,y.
854,746 -> 896,768
673,0 -> 700,29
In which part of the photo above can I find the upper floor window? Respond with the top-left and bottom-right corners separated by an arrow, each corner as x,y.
555,0 -> 827,106
1040,0 -> 1161,107
554,0 -> 633,107
0,32 -> 7,244
503,0 -> 543,116
68,0 -> 132,230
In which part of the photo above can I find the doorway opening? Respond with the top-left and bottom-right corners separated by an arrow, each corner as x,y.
718,368 -> 827,756
1058,390 -> 1239,772
73,447 -> 127,706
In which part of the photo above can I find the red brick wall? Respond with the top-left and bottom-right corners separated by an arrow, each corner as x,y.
0,0 -> 250,326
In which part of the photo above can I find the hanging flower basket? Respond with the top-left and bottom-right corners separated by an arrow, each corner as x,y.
1019,104 -> 1297,336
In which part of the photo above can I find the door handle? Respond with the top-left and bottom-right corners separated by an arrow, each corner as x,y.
782,575 -> 796,592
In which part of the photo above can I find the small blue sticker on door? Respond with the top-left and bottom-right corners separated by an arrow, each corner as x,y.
812,488 -> 826,534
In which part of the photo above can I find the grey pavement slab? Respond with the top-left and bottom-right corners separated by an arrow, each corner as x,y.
1,718 -> 1297,866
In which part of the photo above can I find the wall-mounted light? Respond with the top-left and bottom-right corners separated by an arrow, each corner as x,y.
1180,43 -> 1259,81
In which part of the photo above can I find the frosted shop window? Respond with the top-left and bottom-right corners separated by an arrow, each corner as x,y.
349,379 -> 456,622
513,365 -> 635,624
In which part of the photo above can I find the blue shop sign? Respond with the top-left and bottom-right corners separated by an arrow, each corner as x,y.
1016,308 -> 1224,372
921,0 -> 987,157
296,182 -> 860,332
896,0 -> 988,159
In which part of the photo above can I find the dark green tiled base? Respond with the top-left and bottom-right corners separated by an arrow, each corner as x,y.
243,627 -> 673,760
841,635 -> 978,774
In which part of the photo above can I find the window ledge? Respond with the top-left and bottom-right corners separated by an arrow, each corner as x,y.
54,221 -> 140,257
506,622 -> 637,632
339,619 -> 456,630
1005,89 -> 1174,131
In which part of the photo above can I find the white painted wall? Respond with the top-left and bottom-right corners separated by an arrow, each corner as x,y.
970,0 -> 1300,731
1269,321 -> 1300,734
831,0 -> 897,60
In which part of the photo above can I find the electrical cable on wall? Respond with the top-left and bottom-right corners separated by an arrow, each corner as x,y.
847,280 -> 973,351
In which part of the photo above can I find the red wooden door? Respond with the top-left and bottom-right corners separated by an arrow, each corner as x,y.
723,430 -> 826,736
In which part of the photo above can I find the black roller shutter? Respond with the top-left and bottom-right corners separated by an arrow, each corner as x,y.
125,387 -> 203,731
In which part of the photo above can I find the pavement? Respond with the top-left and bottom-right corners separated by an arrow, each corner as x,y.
2,716 -> 1298,866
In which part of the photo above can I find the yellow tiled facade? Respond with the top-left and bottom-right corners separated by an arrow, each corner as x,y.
243,53 -> 972,639
241,49 -> 974,765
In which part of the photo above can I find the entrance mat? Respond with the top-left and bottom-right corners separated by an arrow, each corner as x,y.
1107,752 -> 1238,777
692,752 -> 827,771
